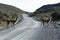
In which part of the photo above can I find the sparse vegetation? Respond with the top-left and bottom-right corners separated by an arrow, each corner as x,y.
0,3 -> 23,30
29,3 -> 60,24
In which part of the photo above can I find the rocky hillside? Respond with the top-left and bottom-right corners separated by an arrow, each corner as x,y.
0,3 -> 28,30
29,3 -> 60,24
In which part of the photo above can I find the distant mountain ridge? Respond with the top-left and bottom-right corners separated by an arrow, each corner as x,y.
35,3 -> 60,13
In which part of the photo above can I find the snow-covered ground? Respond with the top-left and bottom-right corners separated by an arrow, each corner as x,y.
0,14 -> 42,40
0,14 -> 59,40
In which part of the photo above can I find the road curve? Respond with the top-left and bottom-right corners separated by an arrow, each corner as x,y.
0,14 -> 42,40
0,14 -> 59,40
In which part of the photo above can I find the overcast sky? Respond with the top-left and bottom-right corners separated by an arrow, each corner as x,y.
0,0 -> 60,12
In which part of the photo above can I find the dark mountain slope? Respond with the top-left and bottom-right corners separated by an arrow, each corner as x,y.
29,3 -> 60,24
35,3 -> 60,13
